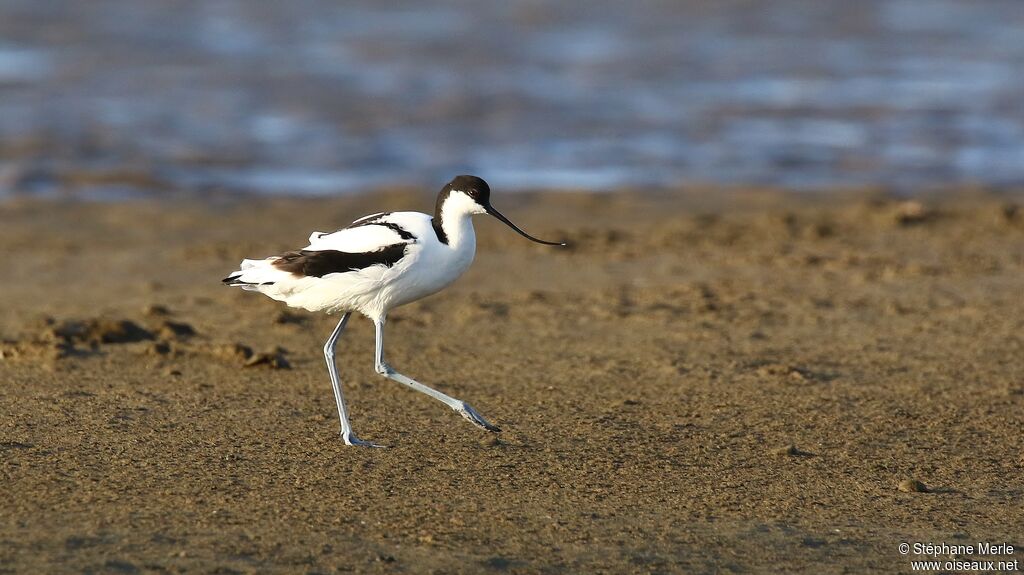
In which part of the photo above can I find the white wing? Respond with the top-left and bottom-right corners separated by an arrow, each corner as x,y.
305,212 -> 428,252
351,212 -> 387,225
303,226 -> 403,252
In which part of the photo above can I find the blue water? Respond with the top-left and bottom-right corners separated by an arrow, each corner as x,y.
1,0 -> 1023,197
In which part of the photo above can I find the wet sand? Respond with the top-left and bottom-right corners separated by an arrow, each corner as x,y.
1,189 -> 1022,573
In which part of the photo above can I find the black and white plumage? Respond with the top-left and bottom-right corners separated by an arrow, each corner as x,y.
223,175 -> 564,447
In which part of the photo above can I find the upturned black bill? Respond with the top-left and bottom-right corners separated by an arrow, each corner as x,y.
485,205 -> 566,246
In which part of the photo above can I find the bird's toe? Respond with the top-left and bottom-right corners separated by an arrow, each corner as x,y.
342,433 -> 387,448
457,403 -> 501,432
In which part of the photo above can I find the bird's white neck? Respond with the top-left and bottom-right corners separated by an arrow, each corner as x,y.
434,191 -> 483,250
438,208 -> 476,251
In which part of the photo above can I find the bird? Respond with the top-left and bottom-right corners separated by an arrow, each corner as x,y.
222,175 -> 565,447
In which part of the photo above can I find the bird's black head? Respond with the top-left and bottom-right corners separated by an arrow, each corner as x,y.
442,175 -> 491,208
435,174 -> 566,246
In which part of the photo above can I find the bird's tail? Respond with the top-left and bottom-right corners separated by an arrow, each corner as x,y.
222,258 -> 289,291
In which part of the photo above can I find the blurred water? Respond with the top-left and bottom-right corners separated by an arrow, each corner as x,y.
1,0 -> 1023,197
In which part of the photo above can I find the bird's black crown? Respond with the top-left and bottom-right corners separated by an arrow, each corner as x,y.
444,175 -> 490,205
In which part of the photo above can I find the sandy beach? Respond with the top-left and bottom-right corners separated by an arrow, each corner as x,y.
1,189 -> 1022,573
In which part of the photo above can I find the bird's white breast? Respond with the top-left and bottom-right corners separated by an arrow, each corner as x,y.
380,212 -> 476,308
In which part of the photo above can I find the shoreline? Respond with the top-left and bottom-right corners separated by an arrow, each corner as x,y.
3,177 -> 1023,206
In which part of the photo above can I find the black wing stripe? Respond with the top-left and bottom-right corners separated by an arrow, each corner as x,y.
272,244 -> 408,278
346,215 -> 417,241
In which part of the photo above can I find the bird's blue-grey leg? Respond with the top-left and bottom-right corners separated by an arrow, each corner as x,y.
324,313 -> 384,447
373,317 -> 500,432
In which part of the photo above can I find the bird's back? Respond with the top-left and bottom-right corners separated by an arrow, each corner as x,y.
305,211 -> 428,251
223,210 -> 474,318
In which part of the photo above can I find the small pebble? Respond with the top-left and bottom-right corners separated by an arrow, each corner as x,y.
156,320 -> 196,340
272,310 -> 306,325
243,351 -> 291,369
894,201 -> 932,225
1001,203 -> 1019,222
147,341 -> 171,355
898,479 -> 930,493
144,304 -> 171,317
772,444 -> 801,456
